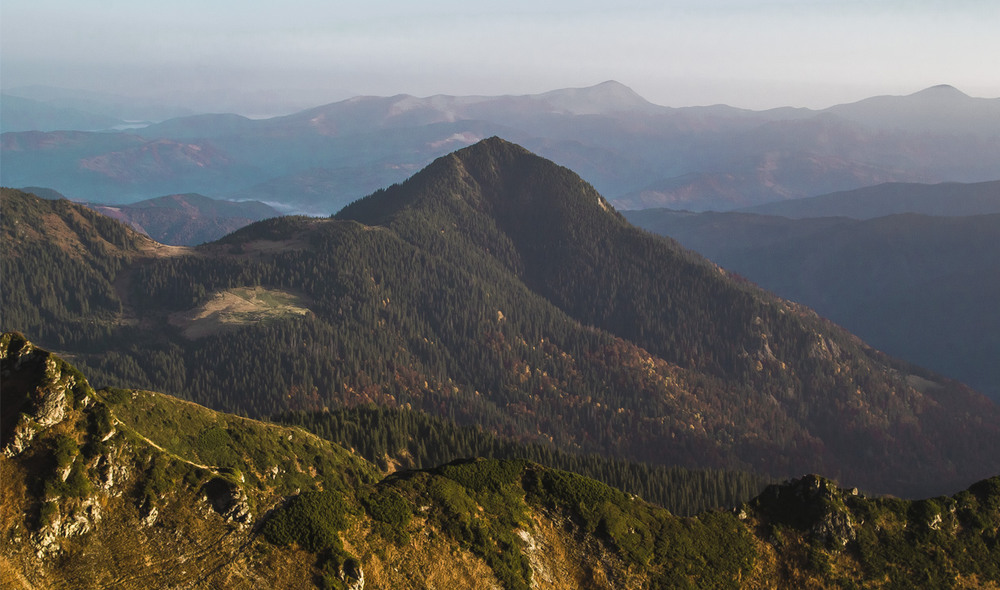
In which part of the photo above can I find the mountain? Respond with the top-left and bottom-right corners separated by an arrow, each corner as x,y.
3,83 -> 998,213
824,84 -> 1000,136
4,333 -> 1000,589
528,80 -> 661,115
11,187 -> 276,245
0,94 -> 125,133
259,80 -> 661,136
613,144 -> 918,211
138,80 -> 660,140
83,193 -> 282,245
742,180 -> 1000,219
2,85 -> 195,122
623,207 -> 1000,402
4,139 -> 999,499
1,130 -> 250,203
16,186 -> 69,200
133,112 -> 259,139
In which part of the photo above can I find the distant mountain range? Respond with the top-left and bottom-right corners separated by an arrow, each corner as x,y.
625,181 -> 1000,401
0,94 -> 126,133
4,139 -> 999,499
823,84 -> 1000,135
742,179 -> 1000,218
1,85 -> 195,125
3,82 -> 998,213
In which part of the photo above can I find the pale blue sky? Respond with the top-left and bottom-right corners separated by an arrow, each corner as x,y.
2,0 -> 997,114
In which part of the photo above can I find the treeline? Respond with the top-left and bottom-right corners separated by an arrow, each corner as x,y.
275,405 -> 771,516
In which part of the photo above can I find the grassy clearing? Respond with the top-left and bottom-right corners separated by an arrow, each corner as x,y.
168,286 -> 311,339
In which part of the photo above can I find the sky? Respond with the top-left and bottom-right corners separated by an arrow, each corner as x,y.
2,0 -> 998,115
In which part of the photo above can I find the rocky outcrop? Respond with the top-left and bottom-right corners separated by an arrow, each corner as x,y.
751,474 -> 861,549
201,476 -> 252,525
809,333 -> 843,362
1,333 -> 85,457
340,562 -> 364,590
33,498 -> 104,558
94,450 -> 129,494
4,417 -> 40,457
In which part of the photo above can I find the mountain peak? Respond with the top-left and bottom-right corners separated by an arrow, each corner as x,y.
534,81 -> 658,115
910,84 -> 970,100
338,137 -> 621,232
822,83 -> 997,135
453,135 -> 533,161
914,84 -> 968,97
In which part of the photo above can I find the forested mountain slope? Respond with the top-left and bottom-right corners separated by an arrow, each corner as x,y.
85,192 -> 282,245
3,139 -> 999,498
276,406 -> 771,517
623,207 -> 1000,401
4,334 -> 1000,589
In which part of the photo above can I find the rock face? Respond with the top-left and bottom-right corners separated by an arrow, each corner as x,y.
34,498 -> 104,557
1,333 -> 86,457
3,417 -> 39,457
201,476 -> 252,525
751,474 -> 861,548
341,563 -> 364,590
0,335 -> 278,584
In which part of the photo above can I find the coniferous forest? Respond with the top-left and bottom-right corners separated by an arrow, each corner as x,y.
4,138 -> 1000,589
3,139 -> 999,501
276,405 -> 771,516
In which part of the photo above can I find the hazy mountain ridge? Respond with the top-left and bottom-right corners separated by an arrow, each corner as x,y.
1,130 -> 252,203
742,179 -> 1000,218
4,140 -> 999,499
2,85 -> 196,123
624,203 -> 1000,401
824,84 -> 1000,135
248,80 -> 663,139
3,82 -> 997,213
85,193 -> 282,245
616,153 -> 919,211
0,94 -> 125,133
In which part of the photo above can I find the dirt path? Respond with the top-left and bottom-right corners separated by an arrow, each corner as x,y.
108,415 -> 216,473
